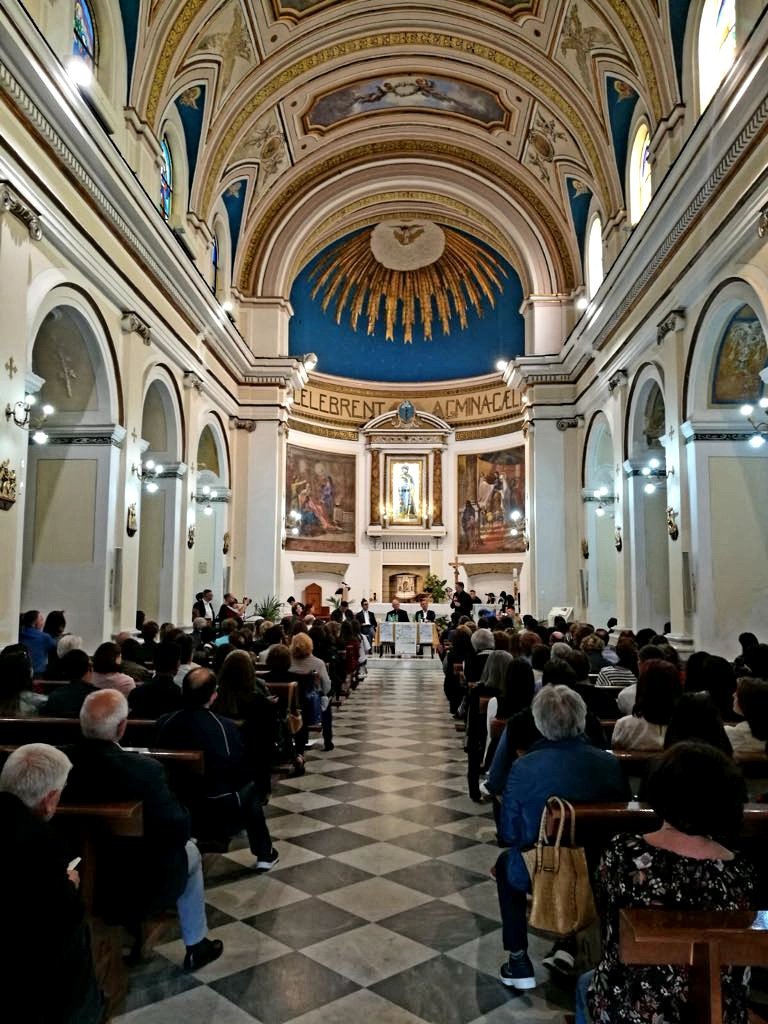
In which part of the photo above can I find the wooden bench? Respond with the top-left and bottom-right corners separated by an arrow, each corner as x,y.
0,716 -> 159,748
620,908 -> 768,1024
569,802 -> 768,844
55,800 -> 143,1017
609,749 -> 768,780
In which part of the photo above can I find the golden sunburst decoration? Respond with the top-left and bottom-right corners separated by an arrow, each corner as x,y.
309,221 -> 507,343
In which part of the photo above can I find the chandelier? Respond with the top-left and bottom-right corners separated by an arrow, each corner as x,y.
310,221 -> 507,344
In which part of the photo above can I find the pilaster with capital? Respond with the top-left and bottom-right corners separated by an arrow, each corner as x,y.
0,187 -> 41,645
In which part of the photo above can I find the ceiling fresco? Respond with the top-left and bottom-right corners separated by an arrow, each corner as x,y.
123,0 -> 683,303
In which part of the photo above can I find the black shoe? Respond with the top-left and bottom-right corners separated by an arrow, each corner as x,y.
542,940 -> 576,978
499,953 -> 536,990
324,742 -> 334,751
254,847 -> 280,872
184,937 -> 223,971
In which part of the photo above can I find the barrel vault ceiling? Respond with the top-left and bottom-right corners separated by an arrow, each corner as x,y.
128,0 -> 683,297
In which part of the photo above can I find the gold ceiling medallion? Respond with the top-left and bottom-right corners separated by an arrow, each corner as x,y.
310,222 -> 506,344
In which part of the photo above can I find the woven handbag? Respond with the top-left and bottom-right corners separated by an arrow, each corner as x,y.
523,796 -> 597,936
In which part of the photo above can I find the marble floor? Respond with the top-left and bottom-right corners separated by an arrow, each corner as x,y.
115,658 -> 572,1023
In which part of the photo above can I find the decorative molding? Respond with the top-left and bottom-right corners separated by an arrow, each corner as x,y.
229,417 -> 257,432
287,417 -> 359,441
120,311 -> 151,345
455,420 -> 524,441
592,93 -> 768,352
683,430 -> 753,444
462,561 -> 522,575
370,452 -> 380,526
157,461 -> 187,479
607,369 -> 628,392
656,308 -> 686,345
291,560 -> 350,576
45,424 -> 127,447
0,180 -> 42,239
432,449 -> 443,527
183,370 -> 204,391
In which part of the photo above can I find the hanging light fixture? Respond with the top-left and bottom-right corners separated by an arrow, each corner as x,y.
132,459 -> 163,492
5,394 -> 54,444
740,400 -> 768,447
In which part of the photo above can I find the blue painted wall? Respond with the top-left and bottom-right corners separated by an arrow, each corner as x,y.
288,231 -> 526,383
606,77 -> 639,200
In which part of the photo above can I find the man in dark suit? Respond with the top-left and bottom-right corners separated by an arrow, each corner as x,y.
414,597 -> 436,623
386,598 -> 410,622
43,649 -> 97,718
128,640 -> 183,719
65,690 -> 224,972
355,598 -> 378,642
218,593 -> 251,627
157,668 -> 278,870
192,588 -> 216,624
0,743 -> 102,1023
451,581 -> 474,623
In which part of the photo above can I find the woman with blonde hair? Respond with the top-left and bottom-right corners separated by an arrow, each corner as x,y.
289,633 -> 333,751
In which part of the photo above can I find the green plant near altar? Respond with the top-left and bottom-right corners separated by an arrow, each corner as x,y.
253,595 -> 283,621
423,573 -> 449,602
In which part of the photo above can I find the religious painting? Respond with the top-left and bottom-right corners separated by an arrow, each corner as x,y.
711,304 -> 767,404
385,455 -> 426,526
285,445 -> 356,553
306,75 -> 507,132
457,447 -> 526,553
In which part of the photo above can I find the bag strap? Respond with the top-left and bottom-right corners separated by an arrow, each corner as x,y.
561,798 -> 577,846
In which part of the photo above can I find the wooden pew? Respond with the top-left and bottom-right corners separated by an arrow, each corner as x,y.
0,716 -> 159,748
54,800 -> 143,1018
609,749 -> 768,780
620,908 -> 768,1024
570,802 -> 768,843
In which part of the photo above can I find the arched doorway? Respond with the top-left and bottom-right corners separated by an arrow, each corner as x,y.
136,374 -> 184,625
22,299 -> 120,652
583,413 -> 617,627
627,376 -> 671,633
193,422 -> 229,607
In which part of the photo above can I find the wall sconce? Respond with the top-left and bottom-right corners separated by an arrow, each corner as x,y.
581,538 -> 589,559
614,526 -> 623,552
132,459 -> 163,492
285,507 -> 300,536
187,524 -> 196,549
666,507 -> 679,541
593,485 -> 614,517
302,353 -> 318,371
640,457 -> 670,494
126,503 -> 138,537
5,394 -> 54,444
740,400 -> 768,448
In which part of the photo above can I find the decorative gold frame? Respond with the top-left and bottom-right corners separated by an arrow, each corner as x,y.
384,454 -> 427,527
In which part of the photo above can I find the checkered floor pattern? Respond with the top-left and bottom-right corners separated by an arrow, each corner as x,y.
115,659 -> 568,1023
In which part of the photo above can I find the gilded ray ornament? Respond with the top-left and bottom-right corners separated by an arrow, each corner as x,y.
310,222 -> 507,344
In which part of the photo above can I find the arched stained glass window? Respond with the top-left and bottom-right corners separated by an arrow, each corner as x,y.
629,124 -> 652,225
160,137 -> 173,221
586,216 -> 604,299
698,0 -> 737,110
73,0 -> 98,70
211,234 -> 220,294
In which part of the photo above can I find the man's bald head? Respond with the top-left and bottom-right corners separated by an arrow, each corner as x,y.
80,689 -> 128,741
183,667 -> 217,707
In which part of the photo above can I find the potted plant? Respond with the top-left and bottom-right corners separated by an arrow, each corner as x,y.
253,595 -> 283,621
423,573 -> 449,603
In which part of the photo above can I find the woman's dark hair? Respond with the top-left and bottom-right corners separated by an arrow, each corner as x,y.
308,624 -> 329,660
58,648 -> 91,684
216,651 -> 256,716
120,638 -> 144,663
635,628 -> 657,648
530,645 -> 550,671
262,625 -> 285,648
736,677 -> 768,741
686,653 -> 737,721
340,620 -> 355,643
634,659 -> 681,725
42,611 -> 66,638
541,659 -> 577,688
140,620 -> 159,642
451,626 -> 474,659
664,692 -> 732,756
738,632 -> 759,653
92,642 -> 121,674
646,741 -> 746,839
743,644 -> 768,680
0,644 -> 33,714
501,658 -> 535,717
266,644 -> 292,675
615,637 -> 639,675
563,648 -> 590,682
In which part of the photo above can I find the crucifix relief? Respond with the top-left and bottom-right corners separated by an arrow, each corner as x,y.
448,555 -> 461,588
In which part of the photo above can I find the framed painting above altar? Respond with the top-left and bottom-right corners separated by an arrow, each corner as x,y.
385,455 -> 426,526
457,446 -> 525,553
285,445 -> 356,552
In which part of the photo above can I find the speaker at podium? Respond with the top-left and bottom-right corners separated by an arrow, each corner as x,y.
546,606 -> 573,626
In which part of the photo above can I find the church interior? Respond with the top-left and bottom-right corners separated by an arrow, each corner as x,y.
1,0 -> 768,1020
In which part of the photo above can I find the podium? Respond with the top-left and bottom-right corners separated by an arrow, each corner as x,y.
375,622 -> 439,657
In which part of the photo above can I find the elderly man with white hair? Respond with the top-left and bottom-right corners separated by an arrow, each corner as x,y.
494,685 -> 630,992
0,743 -> 102,1022
65,689 -> 224,971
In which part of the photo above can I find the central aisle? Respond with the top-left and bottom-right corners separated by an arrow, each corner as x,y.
117,660 -> 566,1023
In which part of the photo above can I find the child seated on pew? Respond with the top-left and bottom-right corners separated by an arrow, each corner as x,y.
576,742 -> 755,1024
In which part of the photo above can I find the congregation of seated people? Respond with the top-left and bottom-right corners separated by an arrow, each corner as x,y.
0,595 -> 367,1019
5,597 -> 768,1022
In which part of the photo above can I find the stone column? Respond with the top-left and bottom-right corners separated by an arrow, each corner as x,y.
605,370 -> 633,639
0,184 -> 43,646
520,295 -> 573,355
